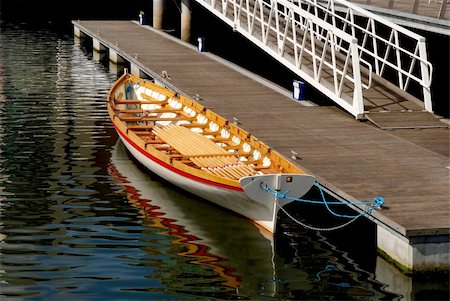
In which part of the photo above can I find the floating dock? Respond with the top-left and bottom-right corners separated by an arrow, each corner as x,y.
72,20 -> 449,273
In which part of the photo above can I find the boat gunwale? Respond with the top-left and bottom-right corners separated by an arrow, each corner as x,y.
107,72 -> 304,190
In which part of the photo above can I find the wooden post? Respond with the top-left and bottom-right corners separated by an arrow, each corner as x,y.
93,38 -> 106,52
109,49 -> 125,64
181,0 -> 192,42
73,25 -> 86,38
153,0 -> 165,30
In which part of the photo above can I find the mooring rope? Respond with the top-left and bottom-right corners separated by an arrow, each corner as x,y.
260,182 -> 384,231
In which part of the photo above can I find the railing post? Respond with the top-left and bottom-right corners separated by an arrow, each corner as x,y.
439,0 -> 448,19
418,38 -> 433,113
350,39 -> 365,119
411,0 -> 419,15
387,0 -> 394,9
233,0 -> 241,29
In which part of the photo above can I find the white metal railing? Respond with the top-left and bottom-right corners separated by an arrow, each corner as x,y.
289,0 -> 433,112
196,0 -> 370,118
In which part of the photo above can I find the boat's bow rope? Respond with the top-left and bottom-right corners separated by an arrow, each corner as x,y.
260,182 -> 384,231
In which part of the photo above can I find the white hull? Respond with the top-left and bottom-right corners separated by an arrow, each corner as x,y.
118,130 -> 278,233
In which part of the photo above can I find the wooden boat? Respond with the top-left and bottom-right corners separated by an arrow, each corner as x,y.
107,70 -> 316,233
108,140 -> 313,294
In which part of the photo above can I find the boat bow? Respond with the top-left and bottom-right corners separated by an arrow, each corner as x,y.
240,174 -> 316,210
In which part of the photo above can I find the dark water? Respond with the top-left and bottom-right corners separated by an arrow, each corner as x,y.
0,3 -> 449,301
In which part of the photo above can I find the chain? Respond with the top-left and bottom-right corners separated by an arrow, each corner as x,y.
276,201 -> 363,232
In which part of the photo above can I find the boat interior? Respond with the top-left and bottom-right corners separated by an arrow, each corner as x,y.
109,74 -> 302,181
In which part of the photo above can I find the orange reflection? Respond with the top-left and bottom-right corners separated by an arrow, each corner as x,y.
107,162 -> 240,288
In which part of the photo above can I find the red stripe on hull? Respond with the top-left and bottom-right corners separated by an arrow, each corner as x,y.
114,124 -> 244,192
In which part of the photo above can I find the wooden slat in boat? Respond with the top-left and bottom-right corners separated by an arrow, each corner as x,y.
151,125 -> 258,179
179,122 -> 210,129
127,125 -> 155,130
187,153 -> 238,158
119,116 -> 196,122
143,139 -> 165,144
154,145 -> 172,151
114,99 -> 167,105
224,144 -> 243,150
189,157 -> 232,178
153,125 -> 229,157
190,156 -> 257,180
140,92 -> 168,101
210,137 -> 230,142
134,131 -> 153,136
114,108 -> 184,114
202,127 -> 221,136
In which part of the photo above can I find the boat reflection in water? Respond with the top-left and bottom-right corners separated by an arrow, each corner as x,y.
108,140 -> 400,300
108,140 -> 312,298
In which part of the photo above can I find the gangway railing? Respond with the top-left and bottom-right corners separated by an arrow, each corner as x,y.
194,0 -> 433,118
294,0 -> 433,112
196,0 -> 370,118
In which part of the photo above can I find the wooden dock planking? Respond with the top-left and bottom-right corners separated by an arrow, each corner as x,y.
366,111 -> 448,129
388,127 -> 449,157
74,21 -> 449,239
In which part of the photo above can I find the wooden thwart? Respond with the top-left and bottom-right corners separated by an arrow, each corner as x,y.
114,99 -> 166,105
152,125 -> 257,179
191,156 -> 257,179
153,125 -> 229,156
114,108 -> 183,114
120,116 -> 194,122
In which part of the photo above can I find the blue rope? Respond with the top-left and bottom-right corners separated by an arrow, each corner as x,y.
260,182 -> 384,219
315,265 -> 352,288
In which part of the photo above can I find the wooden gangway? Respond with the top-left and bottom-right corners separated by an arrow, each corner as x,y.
347,0 -> 449,21
72,20 -> 449,271
193,0 -> 446,129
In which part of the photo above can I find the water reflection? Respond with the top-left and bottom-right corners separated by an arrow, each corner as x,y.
108,141 -> 276,299
108,140 -> 399,300
0,25 -> 142,300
